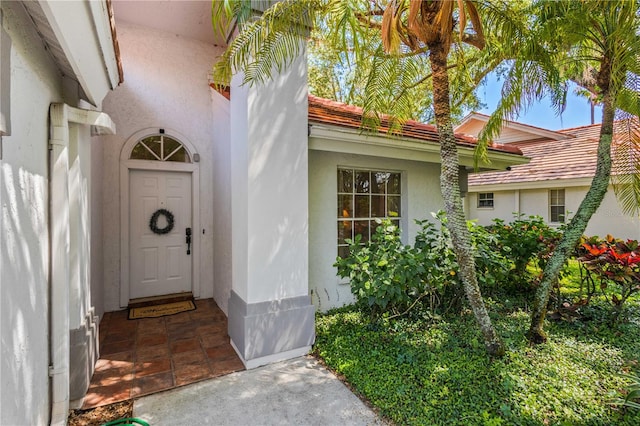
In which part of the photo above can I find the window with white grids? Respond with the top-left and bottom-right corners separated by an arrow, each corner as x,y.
337,168 -> 401,258
550,189 -> 565,223
477,192 -> 494,208
130,134 -> 191,163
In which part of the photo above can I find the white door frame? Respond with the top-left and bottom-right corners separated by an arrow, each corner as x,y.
119,128 -> 200,307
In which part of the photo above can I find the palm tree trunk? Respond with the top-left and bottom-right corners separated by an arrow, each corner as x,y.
430,44 -> 505,357
527,91 -> 615,343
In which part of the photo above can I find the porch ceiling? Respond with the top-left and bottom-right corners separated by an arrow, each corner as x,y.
111,0 -> 226,46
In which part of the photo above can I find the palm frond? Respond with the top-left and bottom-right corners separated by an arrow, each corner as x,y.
211,0 -> 322,86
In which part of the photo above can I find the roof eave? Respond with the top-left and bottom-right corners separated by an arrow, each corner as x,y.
309,123 -> 528,170
456,112 -> 573,142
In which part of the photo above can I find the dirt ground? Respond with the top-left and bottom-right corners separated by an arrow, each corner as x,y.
68,400 -> 134,426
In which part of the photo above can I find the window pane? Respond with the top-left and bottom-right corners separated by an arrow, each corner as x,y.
130,142 -> 158,160
141,136 -> 162,157
387,196 -> 401,217
370,219 -> 382,236
371,195 -> 386,217
337,221 -> 352,244
163,136 -> 190,162
478,192 -> 494,208
337,195 -> 353,218
338,245 -> 350,259
354,220 -> 370,243
371,172 -> 389,194
337,169 -> 353,193
551,206 -> 564,222
130,135 -> 189,162
388,173 -> 401,194
355,171 -> 370,193
355,195 -> 370,218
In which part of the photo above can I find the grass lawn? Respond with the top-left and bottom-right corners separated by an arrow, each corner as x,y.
313,276 -> 640,425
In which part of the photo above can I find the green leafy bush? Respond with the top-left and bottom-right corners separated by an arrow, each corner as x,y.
486,215 -> 562,293
334,212 -> 513,319
334,220 -> 436,319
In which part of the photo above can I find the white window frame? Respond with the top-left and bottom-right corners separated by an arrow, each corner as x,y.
477,192 -> 494,208
337,167 -> 402,258
550,189 -> 566,223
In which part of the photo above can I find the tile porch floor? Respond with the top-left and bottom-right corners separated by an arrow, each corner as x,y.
82,298 -> 245,408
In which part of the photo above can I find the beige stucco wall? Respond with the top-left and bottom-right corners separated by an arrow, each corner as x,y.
309,150 -> 444,311
468,185 -> 640,240
98,23 -> 223,311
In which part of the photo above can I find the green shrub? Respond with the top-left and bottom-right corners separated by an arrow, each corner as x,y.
334,212 -> 513,319
334,220 -> 436,319
486,215 -> 562,294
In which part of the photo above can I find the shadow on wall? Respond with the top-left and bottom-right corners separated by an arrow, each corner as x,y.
1,165 -> 49,425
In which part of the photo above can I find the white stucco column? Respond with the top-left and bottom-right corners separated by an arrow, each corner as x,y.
227,44 -> 315,369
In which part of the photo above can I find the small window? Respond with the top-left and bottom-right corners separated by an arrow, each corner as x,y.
550,189 -> 565,223
130,134 -> 190,162
337,168 -> 401,258
477,192 -> 494,208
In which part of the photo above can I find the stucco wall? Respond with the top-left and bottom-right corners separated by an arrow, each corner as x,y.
468,190 -> 518,225
99,23 -> 223,311
468,185 -> 640,240
586,187 -> 640,239
211,91 -> 231,314
0,3 -> 60,424
309,150 -> 443,311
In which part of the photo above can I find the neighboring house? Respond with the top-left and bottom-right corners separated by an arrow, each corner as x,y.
458,113 -> 640,240
0,1 -> 525,424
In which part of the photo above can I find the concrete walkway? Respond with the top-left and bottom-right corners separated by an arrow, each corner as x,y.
133,357 -> 384,425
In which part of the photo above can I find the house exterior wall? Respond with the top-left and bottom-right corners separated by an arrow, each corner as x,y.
227,44 -> 315,369
587,188 -> 640,239
468,190 -> 518,225
309,150 -> 444,311
468,185 -> 640,240
211,91 -> 232,315
99,23 -> 223,311
0,4 -> 60,423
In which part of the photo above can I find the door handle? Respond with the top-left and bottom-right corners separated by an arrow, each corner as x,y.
186,227 -> 192,255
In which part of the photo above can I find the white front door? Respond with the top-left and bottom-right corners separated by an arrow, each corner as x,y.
129,170 -> 192,299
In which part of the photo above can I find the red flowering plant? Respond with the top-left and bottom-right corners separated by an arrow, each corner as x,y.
577,235 -> 640,324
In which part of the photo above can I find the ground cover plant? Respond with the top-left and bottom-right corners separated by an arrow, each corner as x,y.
320,219 -> 640,425
314,298 -> 640,425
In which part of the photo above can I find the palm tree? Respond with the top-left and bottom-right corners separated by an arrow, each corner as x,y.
525,0 -> 640,343
212,0 -> 509,356
378,0 -> 505,355
476,0 -> 639,343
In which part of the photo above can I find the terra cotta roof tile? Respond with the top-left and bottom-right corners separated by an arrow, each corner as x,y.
209,85 -> 523,157
308,95 -> 522,155
469,121 -> 639,186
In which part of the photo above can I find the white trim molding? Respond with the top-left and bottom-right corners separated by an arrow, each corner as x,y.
48,103 -> 114,426
309,123 -> 529,171
119,128 -> 201,308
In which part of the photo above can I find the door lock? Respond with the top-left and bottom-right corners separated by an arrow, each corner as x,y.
186,227 -> 192,255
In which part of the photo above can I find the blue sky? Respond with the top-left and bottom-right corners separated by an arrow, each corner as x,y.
475,72 -> 602,130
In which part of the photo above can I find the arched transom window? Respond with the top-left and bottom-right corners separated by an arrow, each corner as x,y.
130,134 -> 191,163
